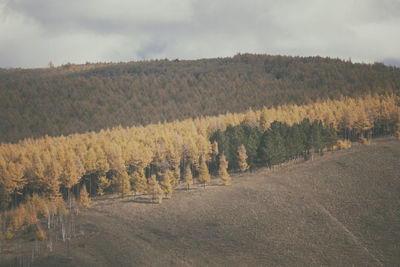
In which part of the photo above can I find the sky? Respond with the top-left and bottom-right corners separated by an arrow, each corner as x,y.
1,0 -> 400,68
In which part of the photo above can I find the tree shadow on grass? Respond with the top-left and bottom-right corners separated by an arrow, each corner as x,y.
175,186 -> 200,191
121,196 -> 157,204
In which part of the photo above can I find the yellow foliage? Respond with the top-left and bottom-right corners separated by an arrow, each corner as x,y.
12,205 -> 26,231
55,197 -> 68,215
360,136 -> 369,145
4,230 -> 13,240
0,93 -> 398,206
337,139 -> 351,150
238,144 -> 249,172
219,155 -> 231,186
160,170 -> 174,198
97,175 -> 111,196
79,184 -> 91,207
25,199 -> 38,225
130,170 -> 147,194
183,165 -> 193,189
198,160 -> 210,187
36,228 -> 46,241
147,175 -> 163,203
31,194 -> 47,217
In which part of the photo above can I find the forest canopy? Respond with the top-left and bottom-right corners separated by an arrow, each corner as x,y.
1,54 -> 400,143
0,92 -> 399,239
0,93 -> 398,206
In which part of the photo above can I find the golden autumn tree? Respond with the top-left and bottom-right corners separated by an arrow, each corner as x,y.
129,169 -> 147,197
212,141 -> 219,157
29,151 -> 45,192
259,107 -> 269,131
79,184 -> 90,207
160,170 -> 174,198
198,159 -> 210,188
43,157 -> 63,200
167,142 -> 182,186
238,144 -> 249,172
183,164 -> 193,190
2,161 -> 25,203
97,175 -> 111,196
243,108 -> 258,127
147,174 -> 162,203
219,154 -> 231,185
116,170 -> 131,198
94,145 -> 110,174
84,147 -> 98,175
61,151 -> 84,201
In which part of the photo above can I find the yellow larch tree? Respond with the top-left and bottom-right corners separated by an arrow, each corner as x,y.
219,154 -> 231,185
61,151 -> 84,201
147,174 -> 163,203
198,158 -> 210,188
130,169 -> 147,196
79,184 -> 90,207
238,144 -> 249,172
183,164 -> 193,190
160,170 -> 174,198
116,170 -> 131,198
97,175 -> 111,196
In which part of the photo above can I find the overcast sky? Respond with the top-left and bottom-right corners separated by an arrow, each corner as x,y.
1,0 -> 399,68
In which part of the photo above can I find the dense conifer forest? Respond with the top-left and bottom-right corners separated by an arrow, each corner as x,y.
1,54 -> 400,143
1,92 -> 399,242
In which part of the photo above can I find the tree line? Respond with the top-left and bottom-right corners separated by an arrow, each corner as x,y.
1,54 -> 400,143
0,94 -> 399,241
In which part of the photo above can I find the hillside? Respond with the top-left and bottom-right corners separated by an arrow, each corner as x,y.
1,54 -> 400,143
2,137 -> 399,266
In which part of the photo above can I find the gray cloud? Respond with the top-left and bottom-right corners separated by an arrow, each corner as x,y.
1,0 -> 399,68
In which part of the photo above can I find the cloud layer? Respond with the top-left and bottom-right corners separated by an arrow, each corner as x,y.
1,0 -> 399,68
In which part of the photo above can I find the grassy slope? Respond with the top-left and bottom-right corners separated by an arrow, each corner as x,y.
4,138 -> 400,266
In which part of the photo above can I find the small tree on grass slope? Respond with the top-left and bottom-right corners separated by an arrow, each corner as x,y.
219,155 -> 231,185
198,159 -> 210,188
147,175 -> 163,203
160,170 -> 174,199
183,164 -> 193,190
79,184 -> 90,207
238,144 -> 249,172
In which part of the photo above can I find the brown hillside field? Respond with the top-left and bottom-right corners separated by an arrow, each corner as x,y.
2,137 -> 399,266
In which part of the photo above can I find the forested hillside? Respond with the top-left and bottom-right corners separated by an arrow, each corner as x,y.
1,54 -> 400,143
1,94 -> 399,241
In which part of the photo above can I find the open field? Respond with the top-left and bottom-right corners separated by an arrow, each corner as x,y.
2,137 -> 400,266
